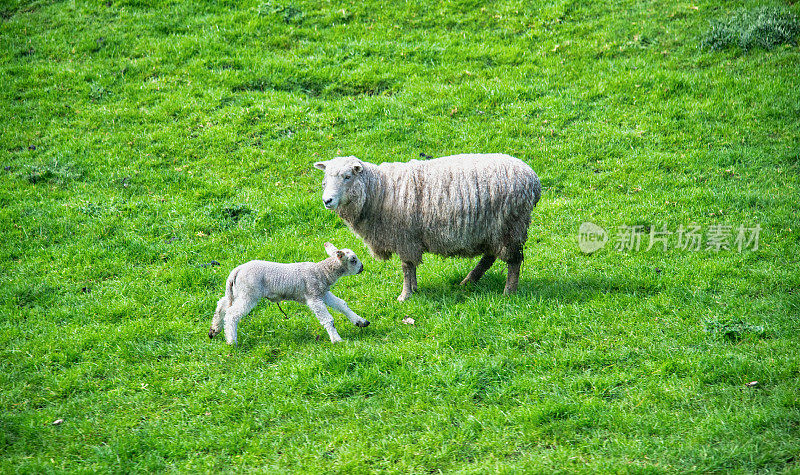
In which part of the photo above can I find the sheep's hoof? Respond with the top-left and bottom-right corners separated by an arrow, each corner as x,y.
208,329 -> 217,339
397,293 -> 412,302
356,320 -> 370,327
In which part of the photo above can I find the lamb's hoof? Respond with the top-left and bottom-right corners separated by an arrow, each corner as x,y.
356,320 -> 370,328
397,293 -> 412,302
208,329 -> 217,339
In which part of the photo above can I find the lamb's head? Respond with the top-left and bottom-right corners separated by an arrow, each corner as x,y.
313,156 -> 365,212
324,242 -> 364,276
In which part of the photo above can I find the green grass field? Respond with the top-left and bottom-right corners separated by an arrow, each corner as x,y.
2,0 -> 799,472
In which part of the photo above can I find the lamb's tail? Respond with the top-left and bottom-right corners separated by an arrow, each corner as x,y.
276,302 -> 289,318
225,267 -> 240,306
211,268 -> 239,340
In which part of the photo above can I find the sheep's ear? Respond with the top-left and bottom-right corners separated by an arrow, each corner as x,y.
314,161 -> 327,171
324,242 -> 338,257
336,250 -> 345,260
352,163 -> 363,174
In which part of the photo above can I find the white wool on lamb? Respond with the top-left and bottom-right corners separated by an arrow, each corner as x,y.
314,154 -> 541,301
209,243 -> 368,344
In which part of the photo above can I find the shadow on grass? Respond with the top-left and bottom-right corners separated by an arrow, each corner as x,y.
212,304 -> 393,352
207,269 -> 660,350
520,274 -> 661,302
415,270 -> 661,304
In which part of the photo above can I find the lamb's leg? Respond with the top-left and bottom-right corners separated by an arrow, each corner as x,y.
460,254 -> 497,285
398,261 -> 417,302
307,298 -> 343,343
324,291 -> 369,328
209,296 -> 228,339
503,249 -> 523,295
223,297 -> 258,345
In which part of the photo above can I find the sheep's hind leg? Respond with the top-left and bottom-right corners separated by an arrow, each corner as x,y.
503,249 -> 523,295
398,261 -> 418,302
223,298 -> 258,345
460,254 -> 496,285
307,298 -> 343,343
323,292 -> 370,328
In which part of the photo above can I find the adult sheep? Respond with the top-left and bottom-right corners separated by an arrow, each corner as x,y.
314,153 -> 541,301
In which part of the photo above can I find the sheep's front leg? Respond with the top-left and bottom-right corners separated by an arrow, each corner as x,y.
398,261 -> 417,302
324,292 -> 369,328
307,298 -> 343,343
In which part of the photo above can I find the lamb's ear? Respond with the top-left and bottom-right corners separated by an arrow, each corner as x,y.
314,161 -> 327,171
352,163 -> 363,174
336,250 -> 345,260
324,242 -> 338,257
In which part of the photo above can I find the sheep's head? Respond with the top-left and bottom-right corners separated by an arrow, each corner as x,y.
324,242 -> 364,275
313,156 -> 365,212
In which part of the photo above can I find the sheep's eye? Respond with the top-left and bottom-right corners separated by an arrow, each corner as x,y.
350,257 -> 356,263
343,174 -> 352,180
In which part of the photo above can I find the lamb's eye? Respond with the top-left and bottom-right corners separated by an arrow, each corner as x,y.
343,174 -> 352,180
350,257 -> 356,263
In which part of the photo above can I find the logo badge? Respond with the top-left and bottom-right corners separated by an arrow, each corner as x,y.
578,222 -> 608,253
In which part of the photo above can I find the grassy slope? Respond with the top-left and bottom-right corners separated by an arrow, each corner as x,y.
1,0 -> 799,472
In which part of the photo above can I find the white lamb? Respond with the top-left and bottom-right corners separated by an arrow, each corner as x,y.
208,243 -> 369,345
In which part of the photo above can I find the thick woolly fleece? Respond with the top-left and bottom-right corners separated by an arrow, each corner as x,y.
209,243 -> 368,345
315,153 -> 541,301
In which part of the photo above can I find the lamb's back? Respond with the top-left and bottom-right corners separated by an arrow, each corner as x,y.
233,260 -> 315,303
